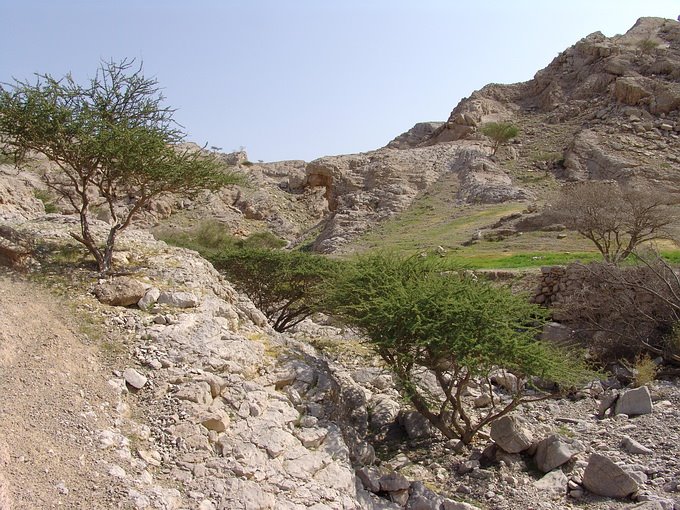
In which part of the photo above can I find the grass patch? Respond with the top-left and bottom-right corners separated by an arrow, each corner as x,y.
33,189 -> 58,213
156,220 -> 285,257
443,251 -> 602,269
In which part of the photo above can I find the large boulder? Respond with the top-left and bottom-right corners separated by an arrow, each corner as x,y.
615,386 -> 653,416
582,453 -> 639,498
93,277 -> 147,307
490,415 -> 534,454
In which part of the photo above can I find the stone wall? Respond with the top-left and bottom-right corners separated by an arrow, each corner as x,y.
530,264 -> 589,307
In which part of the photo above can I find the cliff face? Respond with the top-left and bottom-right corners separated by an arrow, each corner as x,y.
276,17 -> 680,252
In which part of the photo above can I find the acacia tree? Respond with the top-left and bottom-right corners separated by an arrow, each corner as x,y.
327,253 -> 594,444
210,248 -> 340,332
480,122 -> 519,155
0,59 -> 242,273
548,181 -> 675,264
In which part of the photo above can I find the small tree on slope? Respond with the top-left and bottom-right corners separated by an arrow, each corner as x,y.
327,253 -> 595,444
0,59 -> 242,273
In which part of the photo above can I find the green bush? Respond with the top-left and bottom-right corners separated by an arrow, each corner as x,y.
327,252 -> 594,444
210,248 -> 340,332
480,122 -> 519,155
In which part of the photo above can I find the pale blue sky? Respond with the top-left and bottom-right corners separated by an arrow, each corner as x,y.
1,1 -> 678,162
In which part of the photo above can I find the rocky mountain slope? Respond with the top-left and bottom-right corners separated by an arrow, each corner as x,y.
2,15 -> 680,510
1,212 -> 680,510
151,17 -> 680,255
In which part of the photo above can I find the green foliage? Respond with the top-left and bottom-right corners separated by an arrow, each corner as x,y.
209,248 -> 340,332
0,59 -> 243,273
480,122 -> 519,155
327,252 -> 594,444
33,189 -> 58,213
239,231 -> 287,250
637,38 -> 660,54
157,221 -> 286,258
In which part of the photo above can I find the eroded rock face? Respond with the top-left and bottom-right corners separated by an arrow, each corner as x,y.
306,144 -> 531,253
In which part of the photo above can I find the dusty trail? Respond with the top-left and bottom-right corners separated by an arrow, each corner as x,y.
0,273 -> 131,509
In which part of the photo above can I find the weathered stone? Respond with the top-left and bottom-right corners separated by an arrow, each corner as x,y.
380,471 -> 410,492
399,410 -> 438,439
175,381 -> 213,405
94,277 -> 147,307
370,396 -> 401,430
157,290 -> 199,308
198,412 -> 230,433
442,500 -> 482,510
138,287 -> 161,309
534,434 -> 579,473
123,368 -> 148,389
356,466 -> 382,493
583,453 -> 639,498
622,436 -> 653,455
615,386 -> 653,416
490,416 -> 533,453
533,469 -> 568,493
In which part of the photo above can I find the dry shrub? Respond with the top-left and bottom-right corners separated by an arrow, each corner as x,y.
556,255 -> 680,365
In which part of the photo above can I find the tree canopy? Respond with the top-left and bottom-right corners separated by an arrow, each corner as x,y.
209,248 -> 340,332
0,59 -> 242,273
548,181 -> 675,264
327,253 -> 594,444
480,122 -> 519,155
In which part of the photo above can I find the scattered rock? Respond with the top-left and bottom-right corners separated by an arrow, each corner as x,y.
534,434 -> 579,473
615,386 -> 653,416
94,277 -> 147,307
533,469 -> 567,493
138,287 -> 161,309
157,290 -> 199,308
582,453 -> 639,498
123,368 -> 148,390
490,415 -> 534,453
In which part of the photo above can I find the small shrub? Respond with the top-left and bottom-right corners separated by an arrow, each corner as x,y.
633,354 -> 658,387
637,38 -> 660,54
480,122 -> 519,155
239,231 -> 287,250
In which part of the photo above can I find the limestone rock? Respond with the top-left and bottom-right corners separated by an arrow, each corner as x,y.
379,471 -> 410,492
533,469 -> 568,493
490,416 -> 534,454
123,368 -> 148,389
157,291 -> 199,309
399,410 -> 438,440
615,386 -> 653,416
138,287 -> 161,309
356,466 -> 382,493
94,277 -> 147,307
370,396 -> 401,430
583,453 -> 639,498
534,434 -> 579,473
622,436 -> 653,455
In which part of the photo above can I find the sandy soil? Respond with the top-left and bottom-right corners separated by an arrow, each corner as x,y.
0,271 -> 132,509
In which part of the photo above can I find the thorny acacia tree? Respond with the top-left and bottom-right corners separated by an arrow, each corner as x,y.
480,122 -> 519,156
548,181 -> 675,264
327,253 -> 594,444
210,248 -> 340,332
0,59 -> 241,273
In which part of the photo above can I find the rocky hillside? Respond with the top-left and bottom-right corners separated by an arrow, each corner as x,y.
1,210 -> 680,510
151,17 -> 680,255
